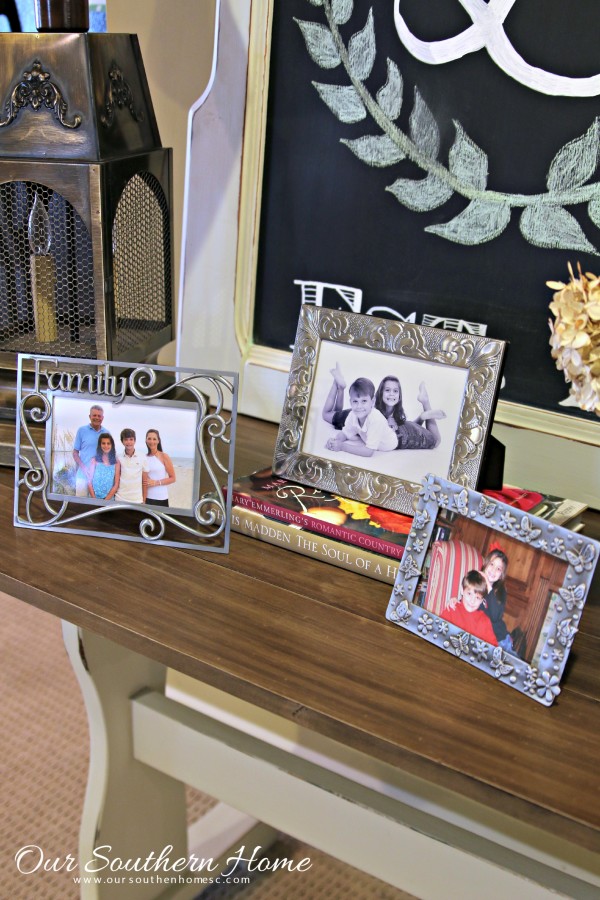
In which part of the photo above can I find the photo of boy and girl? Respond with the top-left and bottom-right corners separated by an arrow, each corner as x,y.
302,341 -> 467,484
50,397 -> 198,513
322,363 -> 445,455
441,547 -> 516,652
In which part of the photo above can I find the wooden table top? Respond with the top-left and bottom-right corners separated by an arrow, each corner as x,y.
1,415 -> 599,852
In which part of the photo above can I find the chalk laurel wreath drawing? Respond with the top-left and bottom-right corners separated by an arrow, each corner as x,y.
295,0 -> 600,254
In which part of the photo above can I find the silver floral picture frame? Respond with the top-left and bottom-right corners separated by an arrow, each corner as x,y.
273,306 -> 507,515
14,355 -> 238,552
386,474 -> 599,705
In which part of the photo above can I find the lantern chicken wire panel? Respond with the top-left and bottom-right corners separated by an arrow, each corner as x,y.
113,171 -> 171,357
0,180 -> 96,357
0,171 -> 171,362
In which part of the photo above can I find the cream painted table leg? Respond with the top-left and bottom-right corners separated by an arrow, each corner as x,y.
62,623 -> 598,900
62,623 -> 189,900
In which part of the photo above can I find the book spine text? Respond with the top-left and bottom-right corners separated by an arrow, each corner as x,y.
232,490 -> 405,560
231,506 -> 399,585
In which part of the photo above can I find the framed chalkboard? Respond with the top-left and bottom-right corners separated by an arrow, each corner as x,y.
242,0 -> 600,435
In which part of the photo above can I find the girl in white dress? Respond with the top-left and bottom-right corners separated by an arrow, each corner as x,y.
145,428 -> 176,507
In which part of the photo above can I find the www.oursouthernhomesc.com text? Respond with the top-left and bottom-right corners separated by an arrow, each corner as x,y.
14,843 -> 313,880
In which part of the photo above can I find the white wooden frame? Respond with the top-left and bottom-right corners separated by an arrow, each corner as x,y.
176,0 -> 600,506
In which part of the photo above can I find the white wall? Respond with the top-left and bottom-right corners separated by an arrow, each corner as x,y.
107,0 -> 217,330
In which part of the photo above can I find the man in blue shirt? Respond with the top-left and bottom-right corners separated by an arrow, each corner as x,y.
73,405 -> 111,497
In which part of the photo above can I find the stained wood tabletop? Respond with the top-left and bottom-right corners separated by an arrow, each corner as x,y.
1,415 -> 599,853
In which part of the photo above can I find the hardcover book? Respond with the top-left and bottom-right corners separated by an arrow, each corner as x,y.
230,468 -> 412,560
229,471 -> 586,586
231,504 -> 400,585
483,485 -> 587,529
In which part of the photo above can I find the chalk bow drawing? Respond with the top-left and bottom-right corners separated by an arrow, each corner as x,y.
295,0 -> 600,254
393,0 -> 600,98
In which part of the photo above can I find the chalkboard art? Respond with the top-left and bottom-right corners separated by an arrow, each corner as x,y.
253,0 -> 600,423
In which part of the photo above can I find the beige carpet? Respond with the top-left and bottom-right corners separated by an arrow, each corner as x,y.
1,591 -> 414,899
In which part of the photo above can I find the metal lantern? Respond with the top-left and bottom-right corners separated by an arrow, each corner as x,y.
0,2 -> 173,380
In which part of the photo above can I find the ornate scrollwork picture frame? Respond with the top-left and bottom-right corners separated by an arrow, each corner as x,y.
273,307 -> 506,515
386,474 -> 599,705
14,355 -> 238,552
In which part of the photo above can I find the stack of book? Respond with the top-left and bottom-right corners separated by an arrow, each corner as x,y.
229,469 -> 588,585
482,485 -> 587,530
230,468 -> 411,585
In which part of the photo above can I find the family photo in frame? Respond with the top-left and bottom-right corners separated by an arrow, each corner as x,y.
14,355 -> 238,552
274,306 -> 507,516
387,475 -> 599,705
48,394 -> 199,516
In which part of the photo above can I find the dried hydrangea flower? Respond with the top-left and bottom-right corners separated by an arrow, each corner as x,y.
547,263 -> 600,416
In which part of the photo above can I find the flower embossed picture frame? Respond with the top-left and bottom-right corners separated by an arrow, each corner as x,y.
273,306 -> 507,516
386,474 -> 599,705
